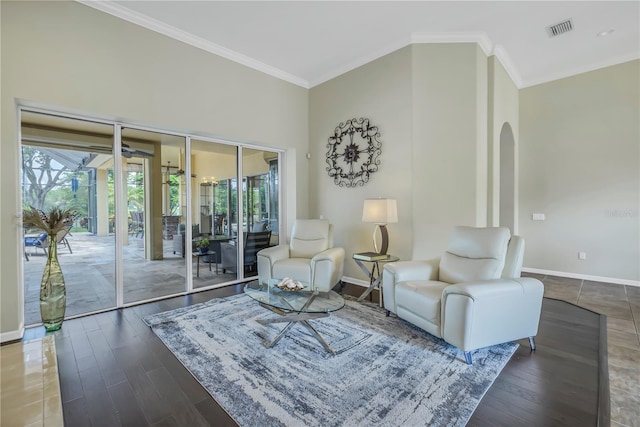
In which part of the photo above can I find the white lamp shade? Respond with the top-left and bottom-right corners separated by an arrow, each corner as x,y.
362,198 -> 398,224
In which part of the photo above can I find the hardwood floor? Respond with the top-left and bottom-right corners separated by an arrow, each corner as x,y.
468,297 -> 601,426
21,282 -> 603,426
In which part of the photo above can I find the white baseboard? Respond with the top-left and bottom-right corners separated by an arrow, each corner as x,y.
341,276 -> 370,288
0,324 -> 24,344
346,270 -> 640,288
522,267 -> 640,287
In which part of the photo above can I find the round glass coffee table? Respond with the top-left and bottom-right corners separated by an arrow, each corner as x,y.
244,280 -> 345,354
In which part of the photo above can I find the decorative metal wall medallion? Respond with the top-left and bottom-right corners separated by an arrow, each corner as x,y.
325,118 -> 382,187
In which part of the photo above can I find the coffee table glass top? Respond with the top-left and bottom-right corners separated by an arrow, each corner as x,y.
244,280 -> 345,313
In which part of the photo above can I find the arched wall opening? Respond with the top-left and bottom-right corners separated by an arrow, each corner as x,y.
499,122 -> 515,233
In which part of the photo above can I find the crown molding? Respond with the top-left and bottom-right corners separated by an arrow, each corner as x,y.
492,44 -> 524,88
309,32 -> 500,88
78,0 -> 516,90
77,1 -> 633,91
411,31 -> 494,56
411,34 -> 526,89
519,52 -> 640,89
76,0 -> 310,88
308,35 -> 413,88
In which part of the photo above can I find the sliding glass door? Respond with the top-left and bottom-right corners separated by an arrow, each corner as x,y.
20,111 -> 117,324
239,148 -> 280,278
242,148 -> 279,244
190,139 -> 239,287
189,143 -> 281,285
120,128 -> 188,303
20,107 -> 283,325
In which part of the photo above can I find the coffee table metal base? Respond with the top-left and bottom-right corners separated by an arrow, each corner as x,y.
256,299 -> 336,354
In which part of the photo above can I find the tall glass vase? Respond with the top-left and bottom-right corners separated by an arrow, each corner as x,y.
40,234 -> 66,331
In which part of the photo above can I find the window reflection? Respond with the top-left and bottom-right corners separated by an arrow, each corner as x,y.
242,148 -> 279,245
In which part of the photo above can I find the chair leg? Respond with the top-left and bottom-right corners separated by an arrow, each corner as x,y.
528,336 -> 536,351
464,351 -> 473,365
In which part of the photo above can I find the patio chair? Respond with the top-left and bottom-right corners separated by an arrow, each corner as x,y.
221,230 -> 271,274
131,211 -> 144,238
23,227 -> 73,261
24,232 -> 48,261
56,227 -> 73,254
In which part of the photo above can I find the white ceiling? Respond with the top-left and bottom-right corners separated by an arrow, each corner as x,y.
81,1 -> 640,89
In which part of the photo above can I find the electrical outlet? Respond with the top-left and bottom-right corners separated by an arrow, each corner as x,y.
579,252 -> 586,260
532,213 -> 546,221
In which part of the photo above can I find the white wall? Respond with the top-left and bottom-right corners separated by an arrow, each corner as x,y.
520,60 -> 640,282
0,1 -> 308,340
309,48 -> 414,282
309,44 -> 491,282
410,44 -> 489,259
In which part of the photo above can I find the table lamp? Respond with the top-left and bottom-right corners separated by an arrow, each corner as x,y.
362,198 -> 398,255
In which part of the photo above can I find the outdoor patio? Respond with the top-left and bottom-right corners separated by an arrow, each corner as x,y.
23,232 -> 237,326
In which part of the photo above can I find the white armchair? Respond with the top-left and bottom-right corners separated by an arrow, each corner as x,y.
382,226 -> 544,364
257,219 -> 345,292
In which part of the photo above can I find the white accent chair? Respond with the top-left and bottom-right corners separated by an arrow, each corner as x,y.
382,226 -> 544,364
257,219 -> 345,292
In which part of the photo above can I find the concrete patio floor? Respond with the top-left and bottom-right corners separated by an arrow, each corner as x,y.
23,232 -> 239,326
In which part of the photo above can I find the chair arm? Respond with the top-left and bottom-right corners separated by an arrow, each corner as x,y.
383,259 -> 440,283
442,277 -> 544,299
257,245 -> 290,285
441,277 -> 544,352
311,247 -> 344,264
257,244 -> 290,263
310,247 -> 345,291
382,259 -> 440,314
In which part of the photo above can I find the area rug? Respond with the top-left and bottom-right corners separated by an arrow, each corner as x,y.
144,294 -> 517,427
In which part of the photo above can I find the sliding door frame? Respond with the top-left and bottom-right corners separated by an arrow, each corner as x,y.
185,135 -> 194,292
237,146 -> 245,278
18,104 -> 285,324
113,124 -> 125,306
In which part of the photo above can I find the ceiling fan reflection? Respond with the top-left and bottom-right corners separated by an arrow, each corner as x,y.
175,169 -> 197,178
84,143 -> 154,158
121,144 -> 154,158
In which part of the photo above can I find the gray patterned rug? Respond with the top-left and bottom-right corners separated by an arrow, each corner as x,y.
144,293 -> 517,427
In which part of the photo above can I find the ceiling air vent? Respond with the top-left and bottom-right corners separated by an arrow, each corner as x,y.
546,18 -> 574,37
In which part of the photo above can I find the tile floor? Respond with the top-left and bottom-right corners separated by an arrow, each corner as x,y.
0,335 -> 63,426
526,274 -> 640,427
2,275 -> 639,426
